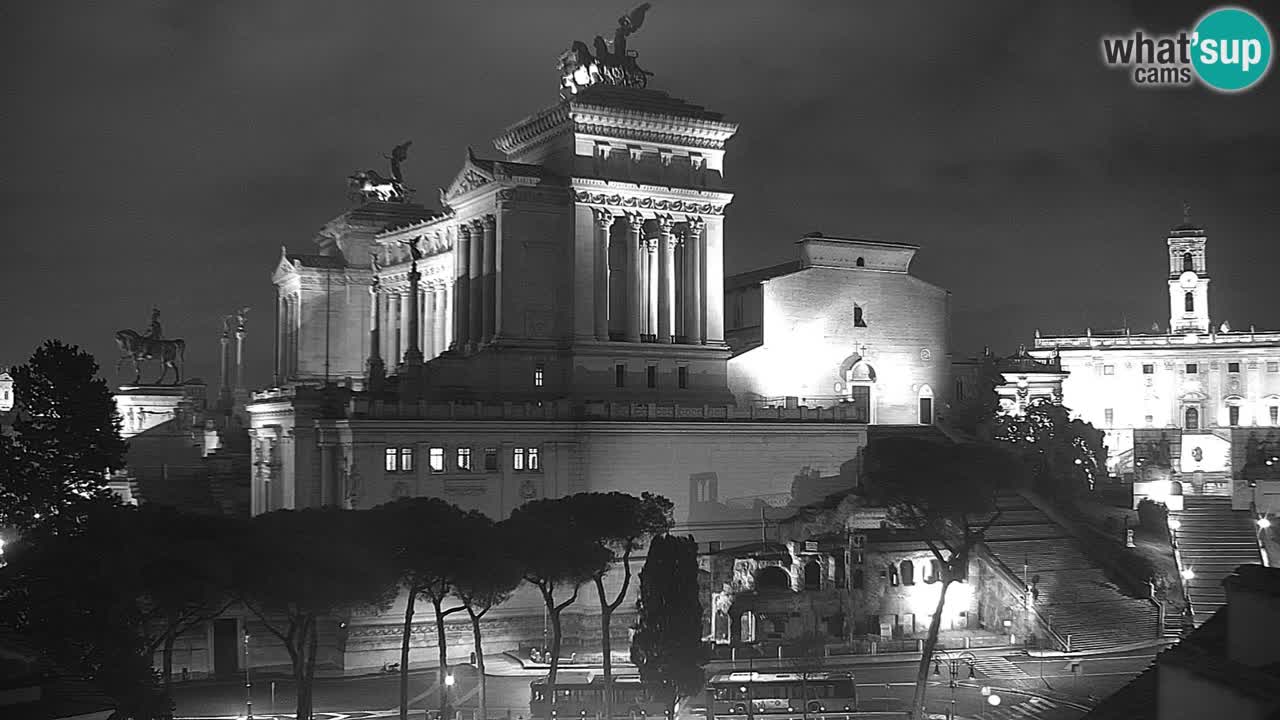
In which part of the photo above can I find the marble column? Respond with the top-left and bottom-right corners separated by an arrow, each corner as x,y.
685,218 -> 704,344
593,209 -> 613,341
442,283 -> 453,352
703,216 -> 725,344
275,291 -> 285,383
367,279 -> 384,391
646,239 -> 658,337
455,225 -> 472,351
658,217 -> 676,343
625,214 -> 643,343
468,219 -> 484,347
424,287 -> 437,358
388,290 -> 401,363
481,214 -> 496,342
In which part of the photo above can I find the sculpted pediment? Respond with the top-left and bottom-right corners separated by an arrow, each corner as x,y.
442,149 -> 496,202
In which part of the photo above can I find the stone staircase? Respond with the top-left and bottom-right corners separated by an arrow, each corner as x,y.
1171,495 -> 1264,626
981,494 -> 1161,652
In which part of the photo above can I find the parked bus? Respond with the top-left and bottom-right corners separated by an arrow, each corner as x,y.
531,672 -> 670,720
705,671 -> 857,720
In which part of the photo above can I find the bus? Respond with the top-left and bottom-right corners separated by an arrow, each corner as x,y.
705,671 -> 858,720
531,671 -> 670,720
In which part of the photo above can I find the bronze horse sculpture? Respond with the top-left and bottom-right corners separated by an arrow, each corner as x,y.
114,330 -> 186,385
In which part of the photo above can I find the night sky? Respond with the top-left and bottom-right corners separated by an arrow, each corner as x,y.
4,1 -> 1279,389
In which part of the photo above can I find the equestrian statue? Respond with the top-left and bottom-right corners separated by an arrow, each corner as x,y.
114,308 -> 186,385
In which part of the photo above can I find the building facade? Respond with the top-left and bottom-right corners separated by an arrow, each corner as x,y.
1031,216 -> 1280,511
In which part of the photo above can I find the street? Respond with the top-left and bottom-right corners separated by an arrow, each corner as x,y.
171,647 -> 1158,720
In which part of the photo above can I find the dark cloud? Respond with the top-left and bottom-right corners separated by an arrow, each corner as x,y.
2,0 -> 1278,384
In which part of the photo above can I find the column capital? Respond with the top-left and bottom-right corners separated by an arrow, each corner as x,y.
457,222 -> 473,240
685,215 -> 706,233
481,214 -> 496,231
592,207 -> 616,229
626,213 -> 646,232
658,215 -> 676,235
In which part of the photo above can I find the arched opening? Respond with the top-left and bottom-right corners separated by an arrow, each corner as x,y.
756,565 -> 790,591
1225,396 -> 1244,427
1185,292 -> 1195,312
804,560 -> 822,590
900,560 -> 915,586
853,305 -> 867,328
1185,406 -> 1200,430
1170,481 -> 1184,496
842,358 -> 877,423
918,385 -> 935,425
1183,251 -> 1194,272
856,257 -> 865,267
714,610 -> 730,641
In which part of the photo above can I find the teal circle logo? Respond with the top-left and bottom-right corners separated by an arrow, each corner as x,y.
1192,7 -> 1272,92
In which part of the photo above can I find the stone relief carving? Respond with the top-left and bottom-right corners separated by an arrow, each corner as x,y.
572,190 -> 725,215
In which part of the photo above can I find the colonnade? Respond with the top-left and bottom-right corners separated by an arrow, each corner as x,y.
374,281 -> 454,365
595,210 -> 709,344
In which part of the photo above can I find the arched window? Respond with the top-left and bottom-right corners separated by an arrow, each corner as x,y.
856,257 -> 865,267
756,565 -> 790,591
1183,252 -> 1194,272
1185,406 -> 1200,430
899,560 -> 915,586
854,306 -> 867,328
924,559 -> 942,583
1185,292 -> 1195,312
804,560 -> 822,590
918,385 -> 935,425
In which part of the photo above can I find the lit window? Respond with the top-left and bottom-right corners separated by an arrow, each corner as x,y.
456,447 -> 472,471
534,364 -> 545,387
1186,363 -> 1198,374
385,448 -> 398,472
678,366 -> 688,389
853,306 -> 867,328
1271,406 -> 1279,425
1229,406 -> 1241,426
484,447 -> 498,471
1145,415 -> 1154,426
1185,292 -> 1194,312
1105,408 -> 1114,425
1269,362 -> 1279,373
429,447 -> 445,473
399,448 -> 414,472
1143,364 -> 1154,374
647,365 -> 657,389
386,447 -> 414,473
528,446 -> 541,471
1228,362 -> 1241,373
513,447 -> 526,471
1103,365 -> 1114,375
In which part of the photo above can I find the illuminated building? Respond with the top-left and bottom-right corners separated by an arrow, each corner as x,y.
1031,214 -> 1280,511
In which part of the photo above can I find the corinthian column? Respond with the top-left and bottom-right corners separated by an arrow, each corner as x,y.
455,224 -> 472,351
399,289 -> 413,365
646,239 -> 658,337
593,209 -> 614,340
625,214 -> 644,343
469,219 -> 484,347
658,216 -> 676,343
685,217 -> 705,344
481,214 -> 497,343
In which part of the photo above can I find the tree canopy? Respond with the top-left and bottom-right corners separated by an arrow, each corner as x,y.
630,533 -> 705,713
992,397 -> 1108,495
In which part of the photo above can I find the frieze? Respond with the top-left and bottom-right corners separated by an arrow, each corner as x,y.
573,121 -> 728,150
572,190 -> 724,215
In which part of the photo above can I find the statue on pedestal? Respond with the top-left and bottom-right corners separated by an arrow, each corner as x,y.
559,4 -> 655,97
349,141 -> 413,203
114,308 -> 186,385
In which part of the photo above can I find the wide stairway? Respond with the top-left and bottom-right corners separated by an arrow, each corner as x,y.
981,494 -> 1161,652
1172,495 -> 1264,626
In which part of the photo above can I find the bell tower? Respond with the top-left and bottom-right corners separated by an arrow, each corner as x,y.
1167,202 -> 1210,335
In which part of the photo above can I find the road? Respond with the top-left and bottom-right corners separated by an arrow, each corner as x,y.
171,648 -> 1158,720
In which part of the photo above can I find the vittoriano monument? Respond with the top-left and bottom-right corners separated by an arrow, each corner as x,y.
558,3 -> 654,97
114,308 -> 186,385
348,140 -> 413,202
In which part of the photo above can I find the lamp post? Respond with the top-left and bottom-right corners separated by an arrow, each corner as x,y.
244,631 -> 253,720
444,667 -> 456,720
931,649 -> 976,720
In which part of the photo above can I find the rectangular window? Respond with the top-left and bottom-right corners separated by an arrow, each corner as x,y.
484,447 -> 498,471
513,447 -> 526,471
1145,414 -> 1154,426
1143,364 -> 1154,374
1270,362 -> 1280,373
954,378 -> 965,400
1186,363 -> 1198,374
1272,406 -> 1279,425
528,446 -> 541,471
456,447 -> 472,472
429,447 -> 445,473
918,397 -> 933,425
1105,408 -> 1114,426
646,365 -> 657,389
534,364 -> 545,387
399,448 -> 414,473
678,366 -> 688,389
1103,365 -> 1115,375
1228,362 -> 1241,373
615,363 -> 626,387
385,448 -> 398,472
1229,406 -> 1241,426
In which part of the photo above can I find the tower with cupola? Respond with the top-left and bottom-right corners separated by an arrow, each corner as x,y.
1168,203 -> 1210,335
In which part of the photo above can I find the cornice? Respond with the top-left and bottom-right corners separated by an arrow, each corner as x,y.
570,181 -> 732,216
493,103 -> 573,156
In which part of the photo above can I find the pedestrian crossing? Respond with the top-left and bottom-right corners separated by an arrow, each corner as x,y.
985,696 -> 1061,719
972,655 -> 1032,680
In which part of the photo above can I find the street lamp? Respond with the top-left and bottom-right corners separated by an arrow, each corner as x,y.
1258,517 -> 1272,530
931,649 -> 976,719
244,631 -> 253,720
1181,568 -> 1195,581
444,668 -> 456,720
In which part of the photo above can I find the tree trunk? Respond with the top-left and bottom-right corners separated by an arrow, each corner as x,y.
469,608 -> 487,720
301,615 -> 319,720
596,577 -> 614,720
546,594 -> 564,706
911,578 -> 953,720
161,624 -> 177,691
433,597 -> 450,718
401,587 -> 418,720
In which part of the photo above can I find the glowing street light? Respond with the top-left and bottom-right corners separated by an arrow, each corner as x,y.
1258,517 -> 1272,530
1181,568 -> 1196,581
1168,519 -> 1181,531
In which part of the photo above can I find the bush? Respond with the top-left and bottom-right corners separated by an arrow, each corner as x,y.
1137,499 -> 1169,533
